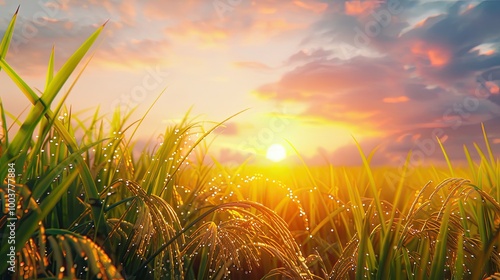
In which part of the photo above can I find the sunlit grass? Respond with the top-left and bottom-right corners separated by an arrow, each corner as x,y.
1,9 -> 500,279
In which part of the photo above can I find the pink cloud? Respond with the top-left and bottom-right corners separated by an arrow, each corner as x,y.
344,0 -> 382,16
410,42 -> 451,67
383,96 -> 409,103
233,61 -> 272,71
293,1 -> 328,14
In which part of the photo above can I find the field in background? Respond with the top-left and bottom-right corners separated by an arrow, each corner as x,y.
1,9 -> 500,280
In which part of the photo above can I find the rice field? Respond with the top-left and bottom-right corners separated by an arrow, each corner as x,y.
1,9 -> 500,280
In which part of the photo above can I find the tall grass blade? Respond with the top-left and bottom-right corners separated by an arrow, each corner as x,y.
437,137 -> 454,177
0,7 -> 18,72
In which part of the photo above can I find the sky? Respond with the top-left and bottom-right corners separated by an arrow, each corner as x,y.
1,0 -> 499,166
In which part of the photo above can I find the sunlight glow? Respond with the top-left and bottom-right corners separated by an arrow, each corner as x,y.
266,144 -> 287,162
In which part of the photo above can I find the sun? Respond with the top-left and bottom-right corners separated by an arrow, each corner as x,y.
266,144 -> 287,162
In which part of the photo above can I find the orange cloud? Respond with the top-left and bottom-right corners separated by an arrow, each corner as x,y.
258,6 -> 277,14
165,22 -> 229,46
293,1 -> 328,14
427,49 -> 449,66
411,42 -> 451,67
383,96 -> 409,103
485,81 -> 500,95
461,3 -> 476,14
484,49 -> 495,56
345,0 -> 381,15
142,1 -> 202,21
414,18 -> 428,28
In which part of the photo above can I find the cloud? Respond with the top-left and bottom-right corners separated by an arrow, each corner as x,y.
383,96 -> 409,103
251,0 -> 500,165
293,1 -> 329,14
285,48 -> 333,65
344,0 -> 383,15
233,61 -> 272,71
0,12 -> 171,75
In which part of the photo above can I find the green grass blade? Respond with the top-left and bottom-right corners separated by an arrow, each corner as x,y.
454,233 -> 464,280
44,24 -> 104,102
45,46 -> 55,90
377,151 -> 411,279
0,7 -> 18,71
481,123 -> 495,168
437,136 -> 454,177
429,204 -> 451,279
353,137 -> 386,235
463,145 -> 477,182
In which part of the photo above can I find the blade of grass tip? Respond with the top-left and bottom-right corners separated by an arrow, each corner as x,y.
366,145 -> 380,165
481,123 -> 495,168
44,23 -> 105,102
437,136 -> 454,177
352,136 -> 386,235
45,46 -> 55,91
0,6 -> 18,72
474,142 -> 495,188
463,145 -> 477,183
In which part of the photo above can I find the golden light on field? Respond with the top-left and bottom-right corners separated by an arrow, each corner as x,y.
266,144 -> 287,162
